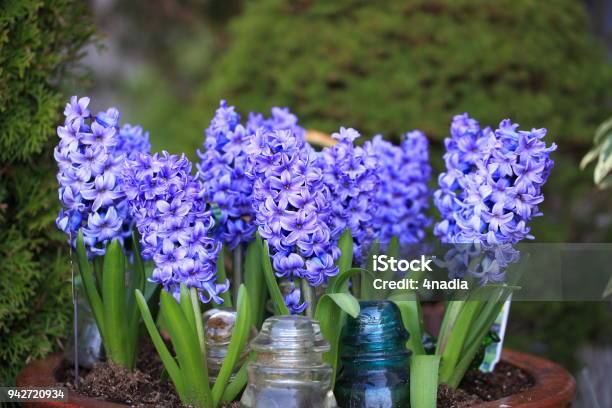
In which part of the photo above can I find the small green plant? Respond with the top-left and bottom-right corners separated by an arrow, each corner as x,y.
75,232 -> 157,370
136,284 -> 252,407
581,116 -> 612,190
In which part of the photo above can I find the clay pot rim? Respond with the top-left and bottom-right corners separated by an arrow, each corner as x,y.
17,348 -> 575,407
471,349 -> 576,408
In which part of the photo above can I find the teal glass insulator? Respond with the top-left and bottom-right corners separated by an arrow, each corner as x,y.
335,301 -> 411,408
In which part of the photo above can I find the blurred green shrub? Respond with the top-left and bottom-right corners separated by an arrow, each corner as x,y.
0,0 -> 93,384
196,0 -> 610,143
193,0 -> 612,243
508,302 -> 612,372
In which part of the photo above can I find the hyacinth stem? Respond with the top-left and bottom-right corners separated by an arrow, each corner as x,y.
301,279 -> 316,318
233,246 -> 243,304
190,287 -> 207,358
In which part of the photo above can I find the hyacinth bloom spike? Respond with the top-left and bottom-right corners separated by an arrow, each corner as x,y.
320,127 -> 380,260
55,96 -> 151,256
372,130 -> 432,246
124,151 -> 228,303
434,113 -> 556,246
247,127 -> 339,306
434,113 -> 556,283
196,101 -> 307,250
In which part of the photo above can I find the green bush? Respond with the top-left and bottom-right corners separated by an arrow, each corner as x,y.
196,0 -> 610,144
0,0 -> 93,384
193,0 -> 612,243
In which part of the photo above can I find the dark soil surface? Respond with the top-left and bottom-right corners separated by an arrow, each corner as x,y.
438,362 -> 534,407
57,340 -> 240,408
57,341 -> 531,408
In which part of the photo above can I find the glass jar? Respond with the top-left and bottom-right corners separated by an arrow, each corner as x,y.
335,301 -> 411,408
203,308 -> 252,382
240,315 -> 337,408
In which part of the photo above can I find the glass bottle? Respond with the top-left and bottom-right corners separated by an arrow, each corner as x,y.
203,308 -> 252,382
240,315 -> 337,408
335,301 -> 411,408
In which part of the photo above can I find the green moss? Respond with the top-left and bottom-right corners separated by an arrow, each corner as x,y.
0,0 -> 94,384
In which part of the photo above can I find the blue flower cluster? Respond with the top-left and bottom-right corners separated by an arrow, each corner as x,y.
246,106 -> 305,137
123,151 -> 228,303
246,128 -> 340,298
196,101 -> 256,249
320,127 -> 379,260
55,96 -> 150,255
372,131 -> 432,245
196,101 -> 306,249
434,113 -> 556,245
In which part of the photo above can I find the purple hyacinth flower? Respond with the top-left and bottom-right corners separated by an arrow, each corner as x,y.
54,96 -> 151,256
284,285 -> 308,314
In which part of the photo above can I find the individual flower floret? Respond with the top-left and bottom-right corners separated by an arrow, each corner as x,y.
55,96 -> 150,256
124,151 -> 228,303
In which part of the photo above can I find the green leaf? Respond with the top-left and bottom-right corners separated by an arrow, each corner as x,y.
212,284 -> 251,406
337,228 -> 354,274
244,239 -> 266,327
438,301 -> 483,385
394,298 -> 426,356
179,284 -> 196,332
135,289 -> 186,400
221,353 -> 255,404
327,229 -> 353,294
216,247 -> 233,307
75,231 -> 106,342
447,299 -> 508,388
435,300 -> 463,355
361,241 -> 380,300
125,232 -> 145,362
387,236 -> 400,259
102,239 -> 130,368
411,355 -> 440,408
315,293 -> 360,386
190,288 -> 208,362
260,236 -> 289,315
322,293 -> 360,318
160,290 -> 212,407
328,267 -> 363,294
131,229 -> 146,286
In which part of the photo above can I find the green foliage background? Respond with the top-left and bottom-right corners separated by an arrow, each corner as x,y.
0,0 -> 94,384
185,0 -> 612,369
186,0 -> 612,246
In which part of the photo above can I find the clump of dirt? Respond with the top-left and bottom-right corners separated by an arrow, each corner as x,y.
437,384 -> 483,408
437,362 -> 534,407
460,362 -> 534,401
58,339 -> 240,407
73,360 -> 183,407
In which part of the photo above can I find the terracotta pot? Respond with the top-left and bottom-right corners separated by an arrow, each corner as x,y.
16,355 -> 124,408
17,349 -> 575,407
